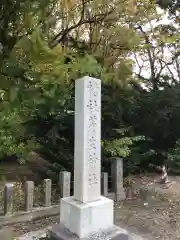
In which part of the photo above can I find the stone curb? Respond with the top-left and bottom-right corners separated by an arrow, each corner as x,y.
0,205 -> 59,228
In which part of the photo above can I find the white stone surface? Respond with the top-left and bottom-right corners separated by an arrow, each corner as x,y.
58,76 -> 115,239
74,76 -> 101,203
60,196 -> 114,238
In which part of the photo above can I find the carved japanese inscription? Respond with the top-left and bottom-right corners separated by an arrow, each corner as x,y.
74,77 -> 101,202
86,79 -> 101,188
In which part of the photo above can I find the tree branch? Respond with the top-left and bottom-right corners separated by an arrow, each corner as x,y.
49,6 -> 115,48
137,25 -> 157,90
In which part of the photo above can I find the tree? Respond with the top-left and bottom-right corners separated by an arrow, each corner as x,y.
131,8 -> 180,90
126,84 -> 180,171
0,0 -> 139,161
1,0 -> 170,178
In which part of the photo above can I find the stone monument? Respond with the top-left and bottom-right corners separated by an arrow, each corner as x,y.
49,76 -> 144,240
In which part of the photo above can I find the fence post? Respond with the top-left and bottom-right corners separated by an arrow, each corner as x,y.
43,179 -> 52,207
4,183 -> 13,215
101,172 -> 108,196
111,157 -> 125,201
59,171 -> 71,198
24,181 -> 34,211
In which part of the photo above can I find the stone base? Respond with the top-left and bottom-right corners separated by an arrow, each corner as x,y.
60,196 -> 114,238
115,191 -> 126,201
49,224 -> 144,240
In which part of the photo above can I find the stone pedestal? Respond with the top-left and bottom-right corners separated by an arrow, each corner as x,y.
60,196 -> 113,238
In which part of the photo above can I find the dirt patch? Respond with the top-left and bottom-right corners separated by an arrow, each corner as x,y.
115,198 -> 180,240
119,173 -> 180,239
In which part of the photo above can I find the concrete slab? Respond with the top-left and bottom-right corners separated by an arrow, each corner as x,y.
49,224 -> 145,240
